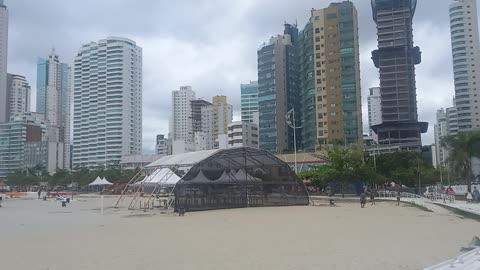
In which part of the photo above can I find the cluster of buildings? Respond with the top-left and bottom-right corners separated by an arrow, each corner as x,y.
1,0 -> 479,179
434,0 -> 480,173
154,86 -> 258,156
0,0 -> 144,177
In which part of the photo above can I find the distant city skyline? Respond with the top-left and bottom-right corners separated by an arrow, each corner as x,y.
2,0 -> 477,152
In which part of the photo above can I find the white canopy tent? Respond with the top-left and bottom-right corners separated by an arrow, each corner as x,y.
133,168 -> 181,187
88,176 -> 113,186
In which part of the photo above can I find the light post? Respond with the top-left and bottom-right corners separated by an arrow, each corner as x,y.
286,107 -> 302,174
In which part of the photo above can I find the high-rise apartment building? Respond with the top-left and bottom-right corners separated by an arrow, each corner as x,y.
368,87 -> 382,141
258,24 -> 299,154
240,81 -> 259,123
298,1 -> 363,151
449,0 -> 480,131
434,98 -> 460,168
191,99 -> 212,133
37,50 -> 71,169
200,96 -> 233,150
228,121 -> 259,148
0,112 -> 46,178
155,134 -> 170,156
6,73 -> 30,118
0,0 -> 8,123
171,86 -> 195,142
371,0 -> 428,152
212,95 -> 232,136
434,108 -> 449,167
72,37 -> 142,168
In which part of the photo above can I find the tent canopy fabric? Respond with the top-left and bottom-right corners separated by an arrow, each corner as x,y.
146,149 -> 220,168
133,168 -> 181,187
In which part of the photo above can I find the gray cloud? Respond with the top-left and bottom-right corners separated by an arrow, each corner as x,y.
5,0 -> 467,152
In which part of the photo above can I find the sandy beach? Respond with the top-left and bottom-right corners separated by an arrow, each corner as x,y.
0,196 -> 479,270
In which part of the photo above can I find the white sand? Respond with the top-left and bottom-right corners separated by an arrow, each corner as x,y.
0,196 -> 479,270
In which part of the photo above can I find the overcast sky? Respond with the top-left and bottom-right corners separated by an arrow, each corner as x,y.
5,0 -> 466,153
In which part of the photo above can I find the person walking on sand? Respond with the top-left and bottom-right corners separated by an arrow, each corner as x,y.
370,189 -> 376,205
396,190 -> 401,206
360,192 -> 367,208
37,189 -> 41,199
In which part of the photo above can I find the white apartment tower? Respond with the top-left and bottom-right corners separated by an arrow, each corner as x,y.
7,73 -> 30,118
0,0 -> 8,123
228,121 -> 259,148
449,0 -> 480,131
367,87 -> 382,142
434,108 -> 449,167
171,86 -> 195,142
73,37 -> 142,168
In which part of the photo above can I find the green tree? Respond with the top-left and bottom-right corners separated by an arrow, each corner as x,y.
441,130 -> 480,191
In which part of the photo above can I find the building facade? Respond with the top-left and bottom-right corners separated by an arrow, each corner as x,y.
191,99 -> 212,133
449,0 -> 480,131
37,51 -> 72,169
72,37 -> 142,168
7,73 -> 30,118
0,113 -> 46,178
434,108 -> 449,167
200,96 -> 233,150
155,134 -> 170,156
258,24 -> 299,154
171,86 -> 195,142
368,87 -> 382,142
240,81 -> 259,123
298,1 -> 363,151
371,0 -> 428,152
0,0 -> 7,123
228,121 -> 259,148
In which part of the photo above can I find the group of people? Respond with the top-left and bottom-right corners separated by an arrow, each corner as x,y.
466,187 -> 480,204
360,188 -> 401,208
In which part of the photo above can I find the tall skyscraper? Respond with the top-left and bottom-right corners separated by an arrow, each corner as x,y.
0,0 -> 8,123
449,0 -> 480,131
37,50 -> 71,169
72,37 -> 142,168
298,1 -> 363,151
368,87 -> 382,141
191,99 -> 212,133
212,95 -> 232,135
434,108 -> 448,167
258,24 -> 299,154
171,86 -> 196,142
240,81 -> 259,123
6,73 -> 30,118
371,0 -> 428,152
201,95 -> 233,149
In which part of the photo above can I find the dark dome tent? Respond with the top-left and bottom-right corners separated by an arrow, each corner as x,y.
145,147 -> 309,211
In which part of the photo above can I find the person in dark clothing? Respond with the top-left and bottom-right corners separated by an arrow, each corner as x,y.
37,189 -> 41,199
360,193 -> 367,208
370,189 -> 376,205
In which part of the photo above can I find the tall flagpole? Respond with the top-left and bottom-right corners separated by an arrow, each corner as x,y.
293,108 -> 297,174
286,107 -> 302,174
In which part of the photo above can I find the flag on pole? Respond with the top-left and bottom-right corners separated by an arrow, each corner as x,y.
286,108 -> 294,128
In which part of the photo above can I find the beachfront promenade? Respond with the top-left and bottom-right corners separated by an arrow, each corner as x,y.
311,192 -> 480,270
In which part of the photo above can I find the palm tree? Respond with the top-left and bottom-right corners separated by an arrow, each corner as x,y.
441,131 -> 480,191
